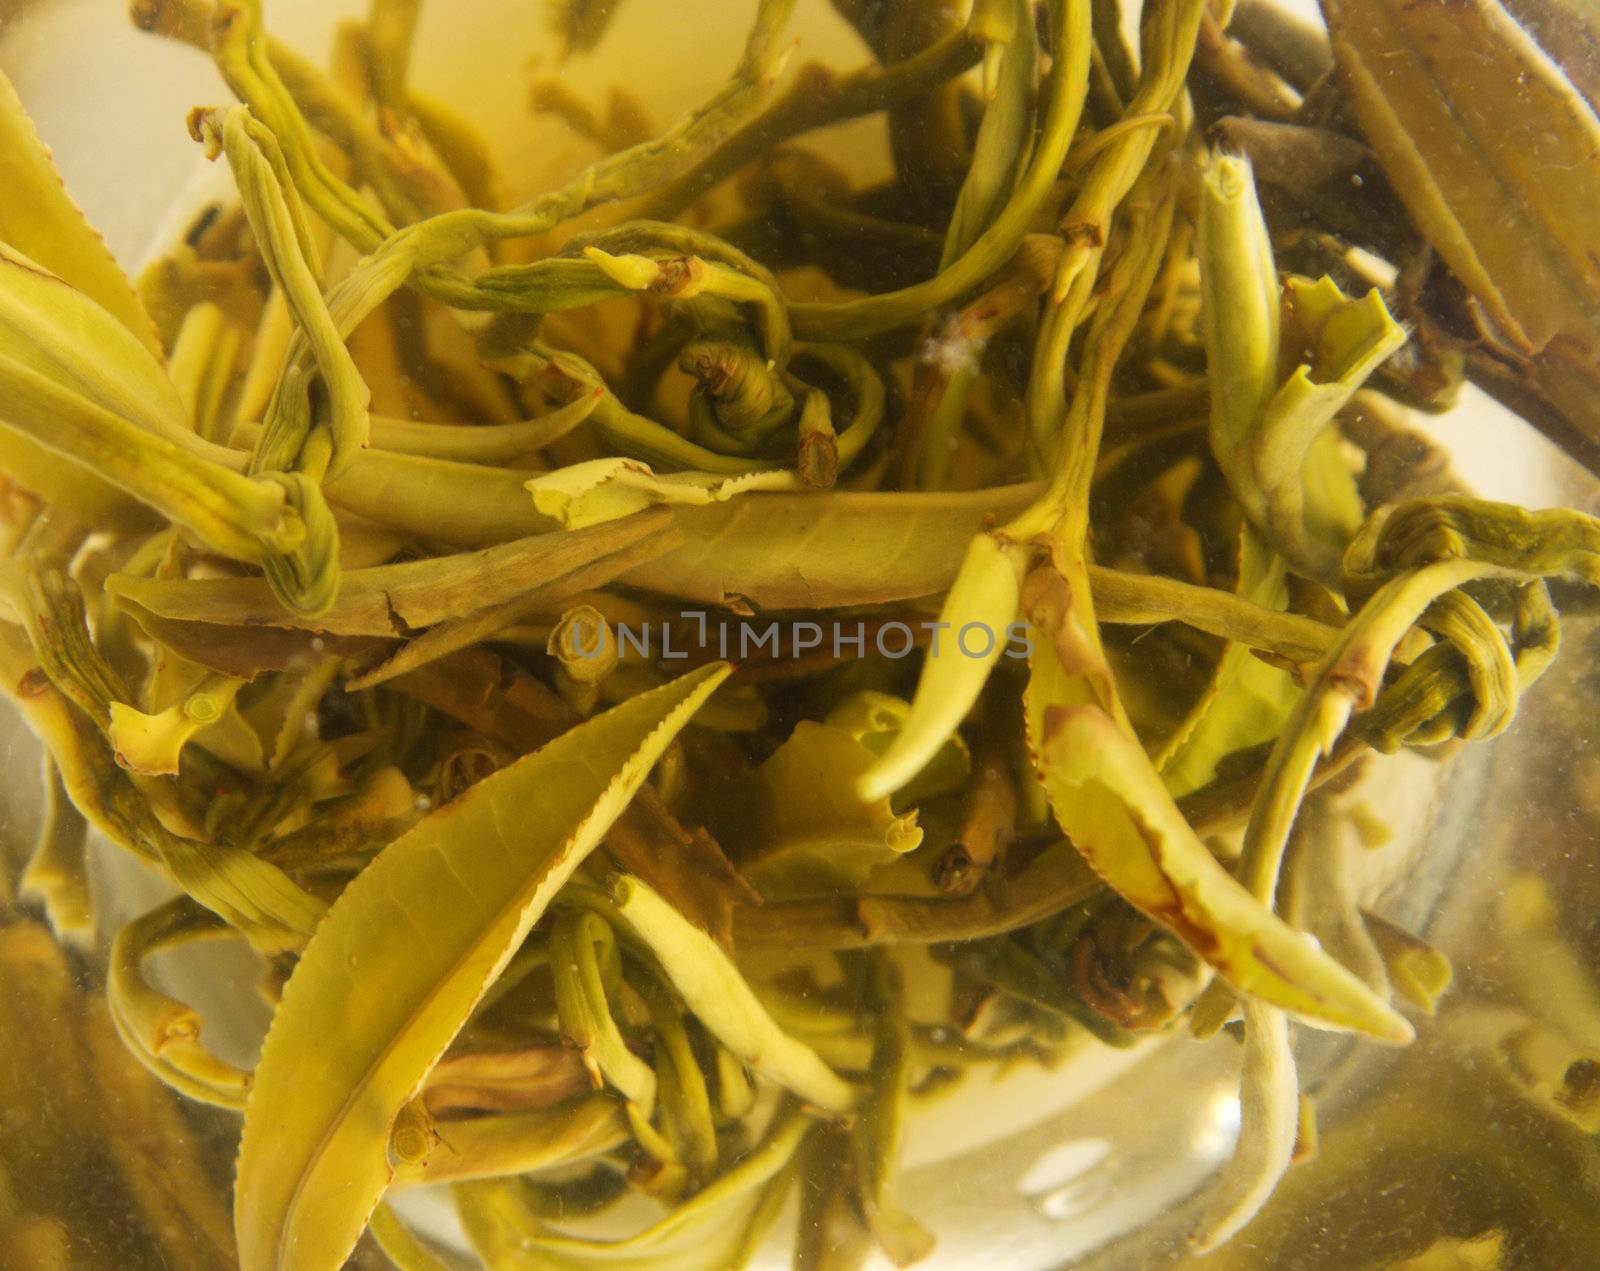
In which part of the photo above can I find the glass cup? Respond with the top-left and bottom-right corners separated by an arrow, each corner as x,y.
1,1 -> 1596,1266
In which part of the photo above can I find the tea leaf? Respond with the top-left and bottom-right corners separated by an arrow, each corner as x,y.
390,1095 -> 628,1188
551,909 -> 657,1115
108,510 -> 675,636
368,1205 -> 463,1271
1029,702 -> 1411,1041
825,690 -> 971,809
0,621 -> 324,949
849,956 -> 934,1266
1236,557 -> 1499,912
527,459 -> 802,529
0,339 -> 336,612
107,899 -> 252,1110
941,0 -> 1037,268
0,68 -> 160,357
0,240 -> 188,443
1323,0 -> 1600,353
609,874 -> 860,1113
107,674 -> 246,776
18,755 -> 92,944
855,532 -> 1024,802
1362,914 -> 1451,1016
1156,527 -> 1301,797
790,0 -> 1091,339
1188,1000 -> 1299,1251
739,721 -> 923,899
623,483 -> 1038,609
8,0 -> 1600,1258
733,841 -> 1101,949
360,393 -> 601,463
1199,154 -> 1404,578
233,662 -> 730,1271
454,1104 -> 808,1269
198,106 -> 370,478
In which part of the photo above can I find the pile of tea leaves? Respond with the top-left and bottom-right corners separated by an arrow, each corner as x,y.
1,0 -> 1598,1267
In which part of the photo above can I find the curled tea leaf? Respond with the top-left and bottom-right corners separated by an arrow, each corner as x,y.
738,720 -> 923,899
107,898 -> 252,1110
195,106 -> 370,479
609,874 -> 859,1113
455,1103 -> 809,1270
1199,153 -> 1405,578
527,459 -> 800,529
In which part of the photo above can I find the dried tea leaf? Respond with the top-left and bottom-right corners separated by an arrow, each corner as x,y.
1324,0 -> 1600,353
233,662 -> 730,1271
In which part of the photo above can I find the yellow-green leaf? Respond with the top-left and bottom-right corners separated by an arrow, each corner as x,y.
455,1104 -> 809,1270
108,676 -> 246,777
0,68 -> 160,357
1028,698 -> 1412,1042
233,662 -> 731,1271
0,240 -> 188,443
739,721 -> 923,899
622,483 -> 1038,610
526,458 -> 800,529
1156,527 -> 1302,797
857,531 -> 1023,802
1188,1000 -> 1299,1251
824,690 -> 971,809
107,899 -> 252,1111
107,511 -> 675,636
610,874 -> 859,1113
1199,153 -> 1404,577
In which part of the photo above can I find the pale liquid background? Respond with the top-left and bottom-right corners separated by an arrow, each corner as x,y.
0,1 -> 1595,1265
